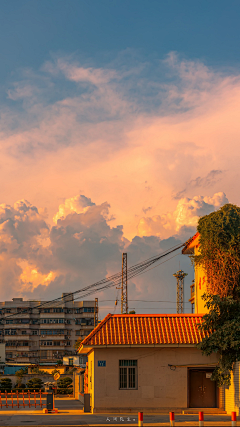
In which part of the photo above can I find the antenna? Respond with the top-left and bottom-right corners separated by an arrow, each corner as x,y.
173,270 -> 187,314
121,253 -> 128,314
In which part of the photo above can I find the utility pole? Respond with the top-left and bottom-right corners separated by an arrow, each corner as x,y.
94,298 -> 98,327
121,253 -> 128,314
173,270 -> 187,314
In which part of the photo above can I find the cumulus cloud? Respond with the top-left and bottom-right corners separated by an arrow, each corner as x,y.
0,192 -> 229,316
0,51 -> 240,313
53,195 -> 95,223
1,51 -> 240,242
138,192 -> 228,238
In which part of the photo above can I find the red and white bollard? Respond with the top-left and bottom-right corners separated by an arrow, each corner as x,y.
232,412 -> 237,426
138,412 -> 143,426
199,411 -> 204,426
169,411 -> 175,426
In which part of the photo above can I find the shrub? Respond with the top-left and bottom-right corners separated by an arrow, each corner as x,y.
57,377 -> 73,394
26,378 -> 43,391
0,378 -> 12,392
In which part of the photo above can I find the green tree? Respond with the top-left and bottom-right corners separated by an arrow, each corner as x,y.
193,204 -> 240,385
26,378 -> 43,391
0,378 -> 12,392
57,377 -> 73,394
15,368 -> 27,390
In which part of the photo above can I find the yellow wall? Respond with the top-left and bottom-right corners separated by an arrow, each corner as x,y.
88,351 -> 95,409
194,245 -> 209,314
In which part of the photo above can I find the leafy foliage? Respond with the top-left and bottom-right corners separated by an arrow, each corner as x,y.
74,338 -> 83,350
197,294 -> 240,386
193,204 -> 240,385
51,368 -> 60,377
26,378 -> 43,391
57,376 -> 73,394
194,204 -> 240,298
0,378 -> 12,392
15,368 -> 27,389
30,366 -> 48,375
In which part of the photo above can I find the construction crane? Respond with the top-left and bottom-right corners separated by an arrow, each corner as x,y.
173,270 -> 187,314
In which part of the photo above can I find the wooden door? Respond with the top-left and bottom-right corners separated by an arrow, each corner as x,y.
189,370 -> 217,408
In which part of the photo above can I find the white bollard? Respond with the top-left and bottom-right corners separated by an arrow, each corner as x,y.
169,411 -> 175,426
199,411 -> 204,426
138,412 -> 143,426
232,412 -> 237,427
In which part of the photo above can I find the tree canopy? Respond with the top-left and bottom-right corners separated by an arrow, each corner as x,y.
194,203 -> 240,298
194,204 -> 240,385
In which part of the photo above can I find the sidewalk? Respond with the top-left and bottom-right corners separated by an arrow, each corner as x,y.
0,410 -> 237,426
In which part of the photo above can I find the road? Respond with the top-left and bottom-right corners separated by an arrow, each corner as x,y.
0,398 -> 237,426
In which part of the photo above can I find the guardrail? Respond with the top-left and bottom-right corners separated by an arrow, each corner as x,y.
0,390 -> 47,408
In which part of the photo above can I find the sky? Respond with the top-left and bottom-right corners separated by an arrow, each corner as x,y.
0,1 -> 239,318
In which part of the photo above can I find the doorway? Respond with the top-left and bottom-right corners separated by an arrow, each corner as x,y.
189,369 -> 217,408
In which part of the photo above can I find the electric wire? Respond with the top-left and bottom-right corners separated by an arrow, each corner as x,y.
2,241 -> 185,321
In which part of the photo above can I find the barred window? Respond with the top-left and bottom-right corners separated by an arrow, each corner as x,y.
119,360 -> 137,390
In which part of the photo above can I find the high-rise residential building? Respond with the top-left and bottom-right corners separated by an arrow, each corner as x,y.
0,294 -> 97,364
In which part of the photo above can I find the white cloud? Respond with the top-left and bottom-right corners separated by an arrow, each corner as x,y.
138,192 -> 228,238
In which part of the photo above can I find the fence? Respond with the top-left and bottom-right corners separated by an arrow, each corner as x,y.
0,390 -> 47,408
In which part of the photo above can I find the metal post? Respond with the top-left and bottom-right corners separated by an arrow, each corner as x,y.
169,412 -> 175,426
138,412 -> 143,426
121,253 -> 128,314
199,411 -> 204,426
232,412 -> 237,426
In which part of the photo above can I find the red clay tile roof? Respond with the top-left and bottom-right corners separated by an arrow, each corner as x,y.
182,232 -> 199,254
80,313 -> 206,348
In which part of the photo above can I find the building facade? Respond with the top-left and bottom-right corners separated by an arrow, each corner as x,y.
79,313 -> 221,413
0,294 -> 97,364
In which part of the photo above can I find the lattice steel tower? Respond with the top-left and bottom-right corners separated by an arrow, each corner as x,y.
121,253 -> 128,314
173,270 -> 187,314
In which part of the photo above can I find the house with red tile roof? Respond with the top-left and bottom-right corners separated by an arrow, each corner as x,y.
78,313 -> 221,413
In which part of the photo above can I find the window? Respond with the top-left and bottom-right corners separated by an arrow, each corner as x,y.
41,318 -> 65,324
11,330 -> 17,335
6,309 -> 11,313
42,341 -> 53,346
53,341 -> 60,346
32,330 -> 38,335
119,360 -> 137,390
53,308 -> 64,313
44,309 -> 51,313
22,330 -> 27,335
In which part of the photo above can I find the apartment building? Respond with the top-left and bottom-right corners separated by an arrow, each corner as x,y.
0,293 -> 97,364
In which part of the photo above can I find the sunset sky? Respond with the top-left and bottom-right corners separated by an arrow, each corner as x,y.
0,1 -> 239,318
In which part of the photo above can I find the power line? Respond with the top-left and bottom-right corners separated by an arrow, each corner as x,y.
2,241 -> 186,320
